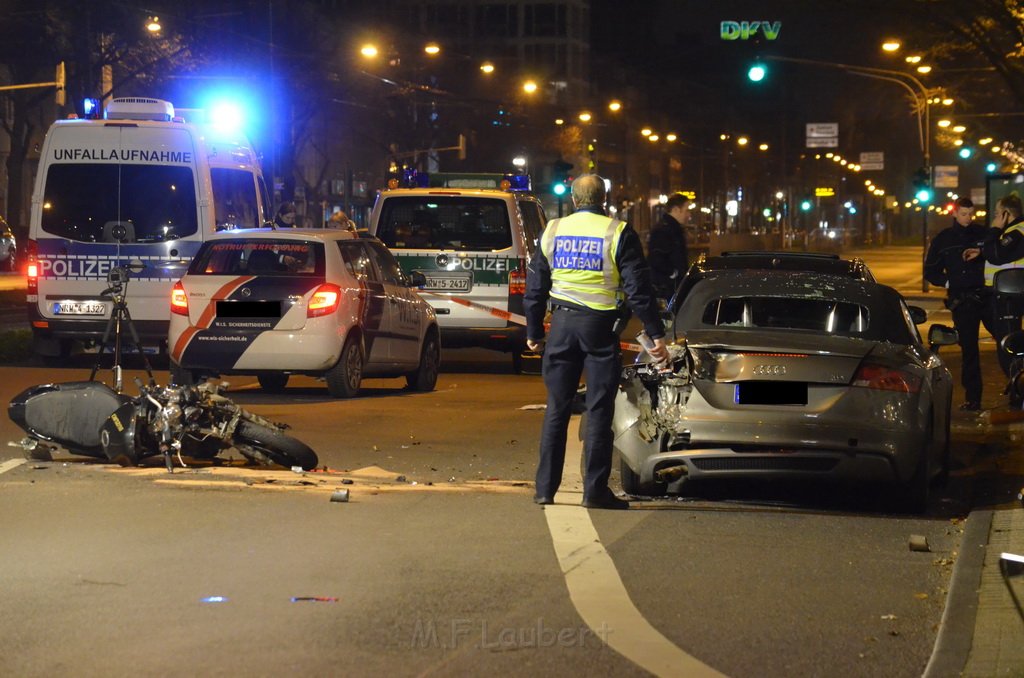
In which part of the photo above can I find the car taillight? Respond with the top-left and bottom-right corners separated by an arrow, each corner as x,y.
170,281 -> 189,315
25,238 -> 38,295
509,261 -> 527,296
308,283 -> 341,317
851,363 -> 921,393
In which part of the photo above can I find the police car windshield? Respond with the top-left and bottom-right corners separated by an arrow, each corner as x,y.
41,164 -> 199,243
377,196 -> 512,251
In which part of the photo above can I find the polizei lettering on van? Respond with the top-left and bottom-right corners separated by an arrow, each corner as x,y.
54,148 -> 194,163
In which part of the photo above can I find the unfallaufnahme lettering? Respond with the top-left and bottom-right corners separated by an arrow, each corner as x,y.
54,148 -> 194,163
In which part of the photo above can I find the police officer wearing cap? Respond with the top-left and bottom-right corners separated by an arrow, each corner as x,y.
524,174 -> 668,510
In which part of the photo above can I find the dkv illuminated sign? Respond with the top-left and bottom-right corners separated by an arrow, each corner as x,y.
720,21 -> 781,40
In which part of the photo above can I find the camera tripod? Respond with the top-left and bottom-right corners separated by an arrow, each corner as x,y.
88,265 -> 155,393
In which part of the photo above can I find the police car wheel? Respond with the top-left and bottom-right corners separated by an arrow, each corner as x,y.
326,337 -> 363,398
257,373 -> 289,393
406,333 -> 440,392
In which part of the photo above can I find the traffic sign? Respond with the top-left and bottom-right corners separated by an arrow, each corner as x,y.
806,137 -> 838,148
806,122 -> 839,138
933,165 -> 959,189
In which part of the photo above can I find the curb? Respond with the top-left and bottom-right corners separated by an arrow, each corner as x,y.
923,509 -> 994,678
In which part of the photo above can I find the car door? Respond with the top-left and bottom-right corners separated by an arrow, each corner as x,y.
364,241 -> 423,365
338,241 -> 390,365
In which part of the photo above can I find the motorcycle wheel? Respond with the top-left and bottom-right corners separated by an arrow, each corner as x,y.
233,420 -> 319,471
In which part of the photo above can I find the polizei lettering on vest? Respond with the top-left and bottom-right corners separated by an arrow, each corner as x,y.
552,235 -> 603,271
54,148 -> 194,163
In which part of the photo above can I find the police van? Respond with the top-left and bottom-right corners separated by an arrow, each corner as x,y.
27,97 -> 270,358
368,172 -> 547,371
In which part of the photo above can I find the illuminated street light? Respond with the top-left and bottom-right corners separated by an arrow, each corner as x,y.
641,128 -> 652,137
146,16 -> 161,33
953,124 -> 966,133
512,155 -> 526,168
648,134 -> 660,142
608,100 -> 622,112
554,118 -> 564,125
881,40 -> 901,52
937,119 -> 951,128
737,136 -> 749,146
906,55 -> 922,64
980,137 -> 993,145
578,111 -> 592,122
479,61 -> 495,74
522,80 -> 538,94
942,98 -> 954,105
360,44 -> 378,59
916,65 -> 932,74
666,133 -> 677,142
758,143 -> 769,151
424,43 -> 441,56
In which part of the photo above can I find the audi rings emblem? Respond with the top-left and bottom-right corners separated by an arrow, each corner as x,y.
435,253 -> 449,267
241,287 -> 252,297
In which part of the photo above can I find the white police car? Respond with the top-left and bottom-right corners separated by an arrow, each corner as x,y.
167,229 -> 440,397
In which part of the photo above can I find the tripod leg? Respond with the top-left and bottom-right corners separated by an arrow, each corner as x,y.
89,308 -> 120,383
120,304 -> 156,384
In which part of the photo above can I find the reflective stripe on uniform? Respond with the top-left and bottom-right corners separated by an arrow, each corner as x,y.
984,221 -> 1024,286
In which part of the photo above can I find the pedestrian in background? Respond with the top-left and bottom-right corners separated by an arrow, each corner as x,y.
524,174 -> 668,510
983,192 -> 1024,389
272,202 -> 297,229
924,197 -> 992,410
328,210 -> 356,232
647,192 -> 691,302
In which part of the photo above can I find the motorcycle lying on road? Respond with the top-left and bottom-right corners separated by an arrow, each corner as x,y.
8,378 -> 319,472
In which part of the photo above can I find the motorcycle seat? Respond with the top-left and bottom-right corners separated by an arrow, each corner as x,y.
23,381 -> 128,449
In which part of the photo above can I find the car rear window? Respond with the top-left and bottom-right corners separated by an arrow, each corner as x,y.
376,196 -> 512,250
190,239 -> 325,276
701,296 -> 870,335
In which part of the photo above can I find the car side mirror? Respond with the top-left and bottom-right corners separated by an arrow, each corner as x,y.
407,271 -> 426,288
927,323 -> 959,351
908,305 -> 927,325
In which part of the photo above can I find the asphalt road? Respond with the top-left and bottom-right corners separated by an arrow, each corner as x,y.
0,247 -> 1014,676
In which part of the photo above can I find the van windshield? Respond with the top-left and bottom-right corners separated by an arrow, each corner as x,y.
376,196 -> 512,251
41,164 -> 198,243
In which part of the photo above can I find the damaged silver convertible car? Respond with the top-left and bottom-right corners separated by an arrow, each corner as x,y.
613,270 -> 959,512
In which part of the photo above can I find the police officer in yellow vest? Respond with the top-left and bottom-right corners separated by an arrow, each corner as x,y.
524,174 -> 668,510
982,192 -> 1024,382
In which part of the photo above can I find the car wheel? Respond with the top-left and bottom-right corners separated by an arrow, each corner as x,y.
406,332 -> 440,392
326,336 -> 362,398
257,373 -> 289,393
896,443 -> 932,514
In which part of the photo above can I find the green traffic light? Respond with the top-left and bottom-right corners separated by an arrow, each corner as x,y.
916,189 -> 933,203
799,199 -> 812,211
553,182 -> 567,196
958,147 -> 973,159
748,64 -> 767,82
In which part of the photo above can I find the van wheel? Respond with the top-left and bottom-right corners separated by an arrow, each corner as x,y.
326,337 -> 362,398
257,373 -> 289,392
169,362 -> 199,386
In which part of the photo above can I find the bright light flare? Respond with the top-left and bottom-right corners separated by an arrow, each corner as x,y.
360,44 -> 378,58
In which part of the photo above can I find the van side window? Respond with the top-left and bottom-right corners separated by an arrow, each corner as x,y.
212,168 -> 261,230
41,164 -> 198,243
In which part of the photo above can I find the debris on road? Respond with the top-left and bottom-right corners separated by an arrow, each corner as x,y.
909,534 -> 930,552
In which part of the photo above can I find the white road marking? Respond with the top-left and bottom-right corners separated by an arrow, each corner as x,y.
0,458 -> 27,475
543,416 -> 727,678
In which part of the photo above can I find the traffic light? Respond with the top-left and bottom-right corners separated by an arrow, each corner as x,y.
912,167 -> 932,203
551,159 -> 573,196
747,60 -> 767,82
958,147 -> 973,159
54,61 -> 65,106
799,198 -> 813,212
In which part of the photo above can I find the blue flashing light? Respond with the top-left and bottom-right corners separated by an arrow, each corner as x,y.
82,98 -> 100,118
553,182 -> 567,196
209,101 -> 243,134
506,174 -> 532,191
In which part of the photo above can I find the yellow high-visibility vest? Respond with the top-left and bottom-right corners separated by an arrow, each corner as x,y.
541,211 -> 626,311
984,220 -> 1024,286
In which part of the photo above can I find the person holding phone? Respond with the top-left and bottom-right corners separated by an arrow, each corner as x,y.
983,193 -> 1024,386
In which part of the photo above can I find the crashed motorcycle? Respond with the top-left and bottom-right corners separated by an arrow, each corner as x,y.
8,379 -> 319,472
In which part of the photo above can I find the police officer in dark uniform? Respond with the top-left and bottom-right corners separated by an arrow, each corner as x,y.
647,192 -> 691,301
524,174 -> 668,510
924,197 -> 992,410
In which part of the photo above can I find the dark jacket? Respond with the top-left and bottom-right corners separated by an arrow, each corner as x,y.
923,221 -> 990,293
524,208 -> 664,343
647,212 -> 689,299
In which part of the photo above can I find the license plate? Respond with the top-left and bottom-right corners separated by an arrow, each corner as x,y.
423,275 -> 471,292
53,301 -> 106,316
